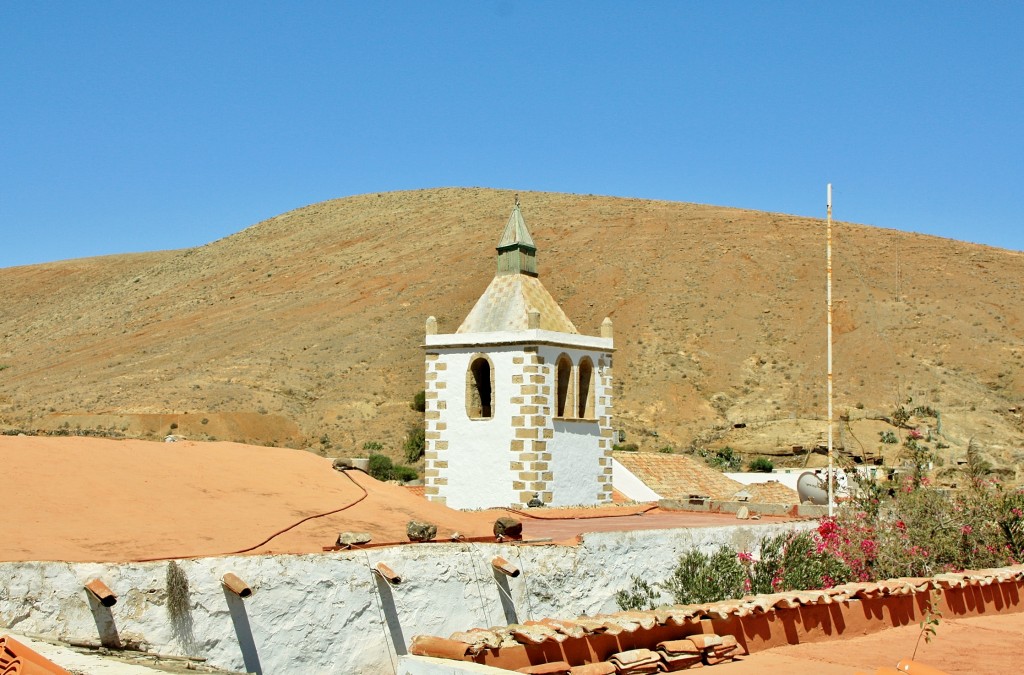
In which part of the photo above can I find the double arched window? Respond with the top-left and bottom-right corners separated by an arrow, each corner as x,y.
577,357 -> 595,419
556,355 -> 574,418
555,354 -> 597,420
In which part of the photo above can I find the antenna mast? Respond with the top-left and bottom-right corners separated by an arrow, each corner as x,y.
826,183 -> 835,517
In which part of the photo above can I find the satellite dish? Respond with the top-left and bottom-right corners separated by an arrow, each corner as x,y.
797,471 -> 829,505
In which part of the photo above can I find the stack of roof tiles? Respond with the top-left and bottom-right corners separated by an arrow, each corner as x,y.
410,564 -> 1024,672
607,648 -> 661,673
0,636 -> 70,675
657,634 -> 738,670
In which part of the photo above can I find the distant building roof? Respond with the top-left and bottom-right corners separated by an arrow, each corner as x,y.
745,480 -> 800,505
613,452 -> 745,501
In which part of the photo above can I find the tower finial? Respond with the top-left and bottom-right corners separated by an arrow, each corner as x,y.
496,200 -> 537,277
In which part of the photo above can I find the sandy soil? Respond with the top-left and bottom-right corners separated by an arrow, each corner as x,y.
1,436 -> 790,563
2,188 -> 1021,475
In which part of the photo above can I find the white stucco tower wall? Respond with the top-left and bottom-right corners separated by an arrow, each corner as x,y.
422,202 -> 615,509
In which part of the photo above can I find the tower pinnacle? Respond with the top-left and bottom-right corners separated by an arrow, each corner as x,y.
496,200 -> 537,277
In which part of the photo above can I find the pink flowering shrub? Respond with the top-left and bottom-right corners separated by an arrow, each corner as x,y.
835,458 -> 1023,579
615,448 -> 1024,609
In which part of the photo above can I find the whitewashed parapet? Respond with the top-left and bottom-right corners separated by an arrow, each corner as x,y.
0,523 -> 810,674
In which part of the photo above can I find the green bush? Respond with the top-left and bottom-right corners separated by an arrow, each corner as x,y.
661,545 -> 746,605
612,443 -> 639,452
702,446 -> 742,471
403,425 -> 425,463
748,457 -> 774,473
368,453 -> 394,480
393,464 -> 419,482
367,453 -> 419,483
615,576 -> 660,611
362,441 -> 384,452
411,389 -> 426,413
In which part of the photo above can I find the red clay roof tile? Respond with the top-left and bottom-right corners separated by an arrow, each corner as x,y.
408,635 -> 471,660
0,636 -> 72,675
614,452 -> 745,501
744,480 -> 800,505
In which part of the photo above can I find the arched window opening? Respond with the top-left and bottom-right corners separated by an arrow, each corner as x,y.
578,357 -> 595,419
556,354 -> 573,418
467,356 -> 494,419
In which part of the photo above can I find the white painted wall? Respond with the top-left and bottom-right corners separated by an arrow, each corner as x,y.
549,420 -> 602,506
430,346 -> 521,509
0,524 -> 810,675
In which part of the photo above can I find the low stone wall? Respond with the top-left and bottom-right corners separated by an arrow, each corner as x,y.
0,522 -> 807,674
658,498 -> 830,519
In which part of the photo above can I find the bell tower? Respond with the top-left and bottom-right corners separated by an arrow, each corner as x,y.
422,199 -> 615,509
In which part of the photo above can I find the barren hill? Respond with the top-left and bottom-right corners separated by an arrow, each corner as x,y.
1,188 -> 1021,479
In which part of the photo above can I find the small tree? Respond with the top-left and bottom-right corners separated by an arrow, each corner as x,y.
403,425 -> 425,463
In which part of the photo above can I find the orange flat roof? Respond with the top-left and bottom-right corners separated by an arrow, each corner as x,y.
1,436 -> 793,563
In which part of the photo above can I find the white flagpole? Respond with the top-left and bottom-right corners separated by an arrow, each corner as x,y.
826,183 -> 835,517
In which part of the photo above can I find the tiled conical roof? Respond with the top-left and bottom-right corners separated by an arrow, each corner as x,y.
456,273 -> 578,334
457,201 -> 577,334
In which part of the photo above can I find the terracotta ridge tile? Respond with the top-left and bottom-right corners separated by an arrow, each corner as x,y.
409,635 -> 472,660
516,661 -> 572,674
449,629 -> 502,652
417,563 -> 1024,655
511,623 -> 566,644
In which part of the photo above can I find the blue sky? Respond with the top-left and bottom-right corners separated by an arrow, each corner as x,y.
2,2 -> 1022,268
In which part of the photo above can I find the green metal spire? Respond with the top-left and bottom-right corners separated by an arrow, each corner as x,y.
496,197 -> 538,277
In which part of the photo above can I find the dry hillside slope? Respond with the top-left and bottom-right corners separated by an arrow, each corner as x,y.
1,188 -> 1021,478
